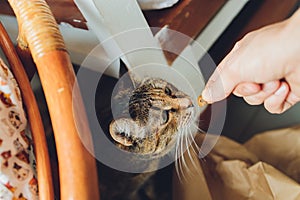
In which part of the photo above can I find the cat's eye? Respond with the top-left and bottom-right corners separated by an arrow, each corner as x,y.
165,87 -> 172,96
161,110 -> 169,124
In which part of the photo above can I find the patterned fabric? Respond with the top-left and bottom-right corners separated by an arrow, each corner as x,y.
0,58 -> 38,200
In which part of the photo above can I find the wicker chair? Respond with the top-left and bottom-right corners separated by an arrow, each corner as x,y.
0,0 -> 100,199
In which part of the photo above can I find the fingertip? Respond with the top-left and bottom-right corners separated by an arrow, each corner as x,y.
202,87 -> 213,103
202,83 -> 233,103
274,82 -> 288,96
264,82 -> 289,113
203,53 -> 241,103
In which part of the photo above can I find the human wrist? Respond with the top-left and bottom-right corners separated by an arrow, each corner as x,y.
280,8 -> 300,75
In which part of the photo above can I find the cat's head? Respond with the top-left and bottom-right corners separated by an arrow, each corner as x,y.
109,78 -> 194,156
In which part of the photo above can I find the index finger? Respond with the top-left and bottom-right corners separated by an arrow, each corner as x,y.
202,51 -> 242,103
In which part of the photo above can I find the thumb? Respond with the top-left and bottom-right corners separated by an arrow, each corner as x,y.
202,56 -> 241,103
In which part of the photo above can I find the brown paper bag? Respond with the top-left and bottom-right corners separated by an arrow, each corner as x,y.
245,126 -> 300,182
173,132 -> 300,200
216,161 -> 300,200
172,140 -> 213,200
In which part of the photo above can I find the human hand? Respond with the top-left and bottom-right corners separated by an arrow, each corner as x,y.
202,9 -> 300,114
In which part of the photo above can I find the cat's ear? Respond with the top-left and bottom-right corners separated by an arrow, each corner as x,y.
128,71 -> 142,88
119,59 -> 141,88
109,118 -> 139,146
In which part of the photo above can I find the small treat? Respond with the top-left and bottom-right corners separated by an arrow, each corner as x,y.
198,95 -> 208,107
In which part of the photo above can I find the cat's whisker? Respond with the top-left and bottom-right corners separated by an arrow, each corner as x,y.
177,149 -> 187,182
175,128 -> 191,182
174,144 -> 182,182
175,129 -> 185,182
175,128 -> 182,158
188,123 -> 208,161
187,125 -> 200,149
185,124 -> 198,146
190,128 -> 202,156
196,148 -> 207,162
184,128 -> 199,175
191,123 -> 205,134
184,128 -> 210,178
180,129 -> 189,168
188,134 -> 200,158
175,154 -> 187,183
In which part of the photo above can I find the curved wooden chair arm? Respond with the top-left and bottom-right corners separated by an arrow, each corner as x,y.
6,0 -> 100,199
0,22 -> 54,200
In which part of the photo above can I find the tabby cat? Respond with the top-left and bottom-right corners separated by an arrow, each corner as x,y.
110,77 -> 195,156
101,74 -> 199,200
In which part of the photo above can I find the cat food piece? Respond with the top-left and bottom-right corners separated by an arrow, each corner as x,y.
198,95 -> 208,107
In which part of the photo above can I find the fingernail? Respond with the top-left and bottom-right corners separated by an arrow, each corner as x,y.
275,84 -> 287,96
202,88 -> 212,102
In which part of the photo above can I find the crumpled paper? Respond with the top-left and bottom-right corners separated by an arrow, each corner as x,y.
244,126 -> 300,183
173,128 -> 300,200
